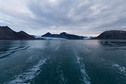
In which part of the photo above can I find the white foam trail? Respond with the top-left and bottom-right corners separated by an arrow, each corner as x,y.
56,62 -> 66,84
100,58 -> 126,74
6,58 -> 47,84
74,49 -> 91,84
112,64 -> 126,73
0,46 -> 29,59
54,45 -> 61,51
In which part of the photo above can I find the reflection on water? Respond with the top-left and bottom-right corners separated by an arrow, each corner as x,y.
99,40 -> 126,50
99,40 -> 126,47
0,40 -> 126,84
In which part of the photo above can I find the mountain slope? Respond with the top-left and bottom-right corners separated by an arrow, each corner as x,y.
0,26 -> 35,40
16,31 -> 35,39
97,30 -> 126,39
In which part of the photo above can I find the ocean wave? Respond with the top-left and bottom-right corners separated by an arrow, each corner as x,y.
6,58 -> 47,84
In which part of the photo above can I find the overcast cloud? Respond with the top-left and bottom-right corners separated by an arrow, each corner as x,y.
0,0 -> 126,36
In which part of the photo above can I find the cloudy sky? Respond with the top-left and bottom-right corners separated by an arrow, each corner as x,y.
0,0 -> 126,36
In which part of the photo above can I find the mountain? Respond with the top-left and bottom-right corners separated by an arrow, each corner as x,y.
42,32 -> 85,39
16,31 -> 35,39
0,26 -> 35,40
97,30 -> 126,39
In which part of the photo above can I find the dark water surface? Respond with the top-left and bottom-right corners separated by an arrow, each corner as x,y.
0,40 -> 126,84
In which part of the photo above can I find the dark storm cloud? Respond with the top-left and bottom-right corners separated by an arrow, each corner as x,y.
0,0 -> 126,36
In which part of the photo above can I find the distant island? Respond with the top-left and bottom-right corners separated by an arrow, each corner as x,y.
42,32 -> 86,40
1,26 -> 126,40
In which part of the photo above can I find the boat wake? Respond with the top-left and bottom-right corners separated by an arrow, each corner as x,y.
6,58 -> 48,84
112,64 -> 126,74
56,62 -> 66,84
74,49 -> 91,84
0,46 -> 29,59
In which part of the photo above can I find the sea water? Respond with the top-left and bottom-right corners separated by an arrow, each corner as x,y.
0,40 -> 126,84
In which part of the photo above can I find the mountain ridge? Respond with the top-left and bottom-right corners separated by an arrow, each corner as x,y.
42,32 -> 86,39
97,30 -> 126,39
1,26 -> 126,40
0,26 -> 35,40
